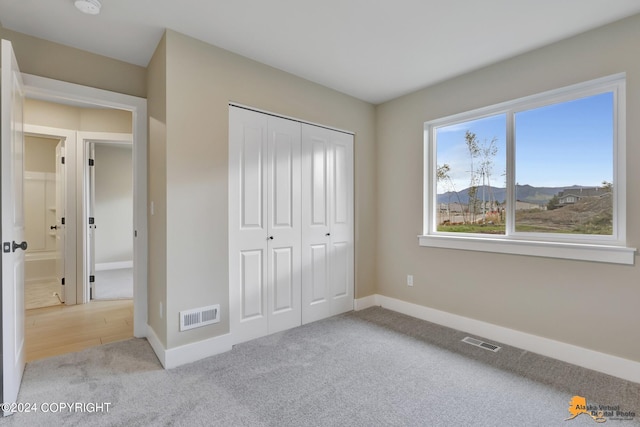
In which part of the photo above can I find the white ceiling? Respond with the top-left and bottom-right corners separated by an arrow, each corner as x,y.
2,0 -> 640,104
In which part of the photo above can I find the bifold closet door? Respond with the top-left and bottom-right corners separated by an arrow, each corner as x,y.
301,124 -> 354,325
229,107 -> 301,344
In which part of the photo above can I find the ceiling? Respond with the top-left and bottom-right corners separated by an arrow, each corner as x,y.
1,1 -> 640,104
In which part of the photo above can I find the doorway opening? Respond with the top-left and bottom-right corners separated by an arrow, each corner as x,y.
23,134 -> 65,310
23,118 -> 135,362
84,138 -> 134,302
20,74 -> 147,362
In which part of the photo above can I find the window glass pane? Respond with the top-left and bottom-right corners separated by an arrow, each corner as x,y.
514,92 -> 613,235
435,114 -> 506,234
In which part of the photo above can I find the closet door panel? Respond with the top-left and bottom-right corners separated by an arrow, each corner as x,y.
229,108 -> 269,343
267,117 -> 301,334
310,244 -> 328,304
240,249 -> 265,320
271,247 -> 294,312
329,131 -> 354,316
331,242 -> 349,298
311,141 -> 328,226
240,126 -> 265,230
301,125 -> 333,324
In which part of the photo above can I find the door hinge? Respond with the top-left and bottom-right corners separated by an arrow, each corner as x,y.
89,275 -> 95,283
62,217 -> 65,225
89,158 -> 94,166
61,277 -> 65,286
89,217 -> 95,225
61,156 -> 65,164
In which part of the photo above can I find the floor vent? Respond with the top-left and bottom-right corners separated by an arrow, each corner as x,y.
461,336 -> 501,352
180,304 -> 220,331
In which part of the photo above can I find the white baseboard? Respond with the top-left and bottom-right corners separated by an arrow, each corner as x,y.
96,261 -> 133,271
354,294 -> 377,311
355,294 -> 640,384
145,325 -> 166,367
146,324 -> 233,369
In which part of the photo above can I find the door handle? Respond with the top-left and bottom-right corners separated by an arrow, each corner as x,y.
50,225 -> 58,230
12,241 -> 28,252
268,236 -> 274,240
325,233 -> 331,236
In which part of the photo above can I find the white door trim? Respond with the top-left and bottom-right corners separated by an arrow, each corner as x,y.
22,74 -> 148,338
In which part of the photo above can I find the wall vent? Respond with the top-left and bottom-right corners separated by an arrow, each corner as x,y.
180,304 -> 220,331
461,336 -> 501,352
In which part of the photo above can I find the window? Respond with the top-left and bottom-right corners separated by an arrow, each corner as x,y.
421,74 -> 635,264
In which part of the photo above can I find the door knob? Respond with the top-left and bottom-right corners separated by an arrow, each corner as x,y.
50,225 -> 58,230
325,233 -> 331,236
268,236 -> 274,240
12,241 -> 28,252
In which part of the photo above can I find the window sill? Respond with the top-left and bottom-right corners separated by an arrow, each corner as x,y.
418,235 -> 636,265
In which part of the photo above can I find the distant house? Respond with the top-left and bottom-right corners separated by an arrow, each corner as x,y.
438,202 -> 465,213
556,187 -> 610,206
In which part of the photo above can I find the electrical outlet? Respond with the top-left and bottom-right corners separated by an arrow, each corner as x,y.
407,275 -> 414,287
159,302 -> 163,319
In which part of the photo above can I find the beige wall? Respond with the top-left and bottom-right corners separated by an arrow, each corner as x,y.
94,144 -> 133,264
148,30 -> 376,349
25,135 -> 57,172
375,14 -> 640,362
146,34 -> 168,346
0,25 -> 146,98
24,99 -> 132,133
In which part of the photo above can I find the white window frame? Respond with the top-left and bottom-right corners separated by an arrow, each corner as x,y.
420,73 -> 636,265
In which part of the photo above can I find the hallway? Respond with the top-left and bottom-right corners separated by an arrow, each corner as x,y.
26,299 -> 133,362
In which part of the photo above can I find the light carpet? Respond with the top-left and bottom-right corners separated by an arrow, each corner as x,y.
93,268 -> 133,300
5,307 -> 640,426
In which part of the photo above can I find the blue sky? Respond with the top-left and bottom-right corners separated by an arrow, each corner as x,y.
435,92 -> 613,192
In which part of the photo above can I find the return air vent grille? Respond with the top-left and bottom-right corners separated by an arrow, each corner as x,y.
180,304 -> 220,331
461,336 -> 501,352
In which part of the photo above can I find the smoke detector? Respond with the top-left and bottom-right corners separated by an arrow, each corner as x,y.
74,0 -> 102,15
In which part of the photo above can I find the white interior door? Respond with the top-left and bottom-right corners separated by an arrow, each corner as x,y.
55,141 -> 66,302
229,107 -> 302,343
327,131 -> 354,315
229,108 -> 269,343
301,125 -> 333,324
301,124 -> 354,324
266,116 -> 301,334
1,38 -> 26,413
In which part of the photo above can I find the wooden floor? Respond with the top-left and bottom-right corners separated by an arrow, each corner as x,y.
25,299 -> 133,362
25,280 -> 62,310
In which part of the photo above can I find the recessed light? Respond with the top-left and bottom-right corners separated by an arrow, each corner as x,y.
74,0 -> 101,15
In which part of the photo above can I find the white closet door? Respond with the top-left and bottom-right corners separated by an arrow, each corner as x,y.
266,117 -> 301,334
327,131 -> 354,316
229,108 -> 269,343
229,107 -> 301,343
301,124 -> 354,324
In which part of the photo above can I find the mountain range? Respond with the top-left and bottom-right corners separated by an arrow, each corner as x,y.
437,184 -> 591,205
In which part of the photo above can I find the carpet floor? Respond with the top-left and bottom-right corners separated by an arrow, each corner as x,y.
93,268 -> 133,300
5,307 -> 640,426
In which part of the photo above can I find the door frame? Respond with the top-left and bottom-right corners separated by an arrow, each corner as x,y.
22,74 -> 148,338
80,134 -> 133,303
